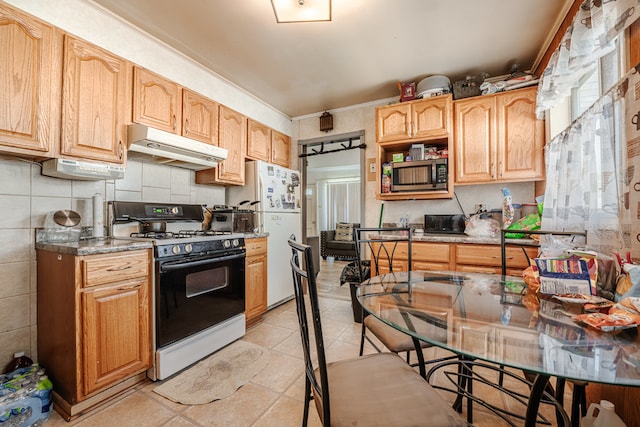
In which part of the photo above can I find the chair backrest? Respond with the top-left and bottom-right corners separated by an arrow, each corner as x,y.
288,238 -> 331,424
354,227 -> 412,282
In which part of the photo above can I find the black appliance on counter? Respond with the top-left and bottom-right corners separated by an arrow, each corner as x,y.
108,201 -> 246,380
423,214 -> 466,234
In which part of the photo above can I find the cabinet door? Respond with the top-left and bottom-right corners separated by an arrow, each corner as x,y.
454,96 -> 496,183
245,254 -> 268,323
496,87 -> 544,181
133,67 -> 181,134
216,105 -> 246,184
60,36 -> 126,163
81,278 -> 150,396
0,4 -> 60,156
412,96 -> 449,139
246,119 -> 271,161
376,103 -> 412,142
182,89 -> 218,145
271,130 -> 291,167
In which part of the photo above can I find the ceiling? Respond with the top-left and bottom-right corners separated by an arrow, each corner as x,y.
91,0 -> 572,118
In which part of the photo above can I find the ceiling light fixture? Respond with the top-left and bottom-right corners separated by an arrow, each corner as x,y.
271,0 -> 332,23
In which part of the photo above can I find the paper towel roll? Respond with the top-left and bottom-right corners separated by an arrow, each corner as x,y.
93,194 -> 104,238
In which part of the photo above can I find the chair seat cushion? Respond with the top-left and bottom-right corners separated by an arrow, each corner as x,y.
364,315 -> 432,353
314,353 -> 465,427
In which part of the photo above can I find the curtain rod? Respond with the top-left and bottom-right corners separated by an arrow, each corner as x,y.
298,138 -> 366,158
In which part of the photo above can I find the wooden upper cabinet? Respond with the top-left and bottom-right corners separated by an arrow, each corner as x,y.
454,87 -> 544,184
454,95 -> 496,183
60,36 -> 127,163
0,3 -> 61,157
271,130 -> 291,167
412,96 -> 450,139
496,88 -> 544,181
132,66 -> 181,134
217,106 -> 246,184
376,95 -> 451,143
196,105 -> 246,185
247,119 -> 271,161
182,89 -> 218,145
376,103 -> 411,142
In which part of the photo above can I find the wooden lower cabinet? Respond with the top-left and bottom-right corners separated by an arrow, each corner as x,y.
368,240 -> 537,277
37,249 -> 152,420
454,243 -> 538,276
245,237 -> 268,325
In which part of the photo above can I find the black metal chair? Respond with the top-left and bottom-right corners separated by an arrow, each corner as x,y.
288,238 -> 466,427
354,227 -> 456,378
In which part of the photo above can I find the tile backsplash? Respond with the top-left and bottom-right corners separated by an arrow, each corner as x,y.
0,157 -> 225,368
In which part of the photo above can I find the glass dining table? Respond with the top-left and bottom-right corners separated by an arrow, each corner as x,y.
356,270 -> 640,427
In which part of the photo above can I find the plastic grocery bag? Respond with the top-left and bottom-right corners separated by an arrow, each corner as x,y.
464,215 -> 500,238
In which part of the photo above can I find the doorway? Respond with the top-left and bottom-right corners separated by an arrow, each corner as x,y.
298,131 -> 365,242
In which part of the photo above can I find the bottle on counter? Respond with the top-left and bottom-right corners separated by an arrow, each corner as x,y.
501,188 -> 515,228
3,352 -> 33,375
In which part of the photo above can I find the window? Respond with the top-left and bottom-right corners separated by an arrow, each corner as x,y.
570,37 -> 624,121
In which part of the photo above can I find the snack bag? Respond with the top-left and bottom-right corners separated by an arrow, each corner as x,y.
504,213 -> 542,239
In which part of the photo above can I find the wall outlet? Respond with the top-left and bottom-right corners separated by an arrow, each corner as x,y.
474,203 -> 486,213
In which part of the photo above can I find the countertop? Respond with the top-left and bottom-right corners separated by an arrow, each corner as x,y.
35,237 -> 153,256
379,232 -> 538,246
243,232 -> 269,239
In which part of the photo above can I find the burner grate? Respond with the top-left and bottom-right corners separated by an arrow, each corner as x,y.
130,231 -> 177,239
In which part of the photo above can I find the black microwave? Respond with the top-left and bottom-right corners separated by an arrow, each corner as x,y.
391,159 -> 448,192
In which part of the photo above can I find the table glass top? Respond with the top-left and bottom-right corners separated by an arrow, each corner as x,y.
357,270 -> 640,386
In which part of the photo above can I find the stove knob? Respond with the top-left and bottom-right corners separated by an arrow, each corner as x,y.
171,207 -> 179,214
172,245 -> 181,255
184,243 -> 193,253
223,240 -> 231,249
232,239 -> 240,247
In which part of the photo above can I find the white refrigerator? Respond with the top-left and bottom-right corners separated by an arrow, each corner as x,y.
227,160 -> 302,307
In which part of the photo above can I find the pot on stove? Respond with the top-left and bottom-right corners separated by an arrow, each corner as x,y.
134,219 -> 167,234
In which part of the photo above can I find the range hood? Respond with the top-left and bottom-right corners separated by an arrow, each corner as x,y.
127,124 -> 227,170
41,158 -> 125,180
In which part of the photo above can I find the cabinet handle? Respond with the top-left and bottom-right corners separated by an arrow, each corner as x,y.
117,283 -> 142,291
172,114 -> 177,130
106,265 -> 132,272
118,140 -> 123,160
184,118 -> 189,135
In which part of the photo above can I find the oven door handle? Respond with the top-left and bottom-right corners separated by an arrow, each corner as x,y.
160,252 -> 246,272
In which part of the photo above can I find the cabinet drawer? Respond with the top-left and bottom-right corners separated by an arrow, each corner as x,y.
413,261 -> 450,271
413,242 -> 450,262
371,241 -> 409,259
455,244 -> 502,267
245,238 -> 267,256
82,250 -> 150,287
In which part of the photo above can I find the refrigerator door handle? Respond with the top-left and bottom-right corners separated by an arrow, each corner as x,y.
258,172 -> 265,233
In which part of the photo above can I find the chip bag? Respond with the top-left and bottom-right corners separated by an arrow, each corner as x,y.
504,213 -> 541,239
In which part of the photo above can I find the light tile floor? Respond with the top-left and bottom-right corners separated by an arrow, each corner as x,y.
43,260 -> 569,426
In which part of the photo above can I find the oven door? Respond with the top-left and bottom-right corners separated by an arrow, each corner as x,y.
156,251 -> 245,348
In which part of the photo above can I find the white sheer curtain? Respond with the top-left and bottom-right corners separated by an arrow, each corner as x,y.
536,0 -> 639,117
542,90 -> 624,255
326,180 -> 360,229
